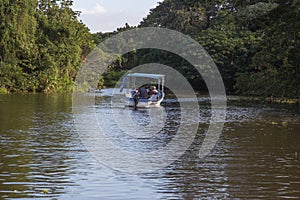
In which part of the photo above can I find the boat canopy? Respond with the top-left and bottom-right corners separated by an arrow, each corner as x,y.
126,73 -> 165,79
120,73 -> 165,92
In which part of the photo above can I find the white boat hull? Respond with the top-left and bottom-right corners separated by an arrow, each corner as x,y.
125,97 -> 163,108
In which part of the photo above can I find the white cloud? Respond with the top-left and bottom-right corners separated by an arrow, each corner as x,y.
81,3 -> 106,15
73,0 -> 163,32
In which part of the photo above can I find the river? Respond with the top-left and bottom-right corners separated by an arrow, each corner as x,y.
0,93 -> 299,199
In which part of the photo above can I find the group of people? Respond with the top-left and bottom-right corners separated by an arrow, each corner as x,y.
131,85 -> 159,101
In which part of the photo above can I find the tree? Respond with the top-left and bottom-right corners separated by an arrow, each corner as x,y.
235,0 -> 300,98
0,0 -> 38,92
0,0 -> 94,92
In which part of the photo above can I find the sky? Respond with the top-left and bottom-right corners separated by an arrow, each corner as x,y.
72,0 -> 162,33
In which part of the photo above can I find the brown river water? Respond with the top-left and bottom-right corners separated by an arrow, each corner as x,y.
0,93 -> 299,199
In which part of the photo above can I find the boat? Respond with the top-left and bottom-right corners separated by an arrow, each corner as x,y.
119,73 -> 165,108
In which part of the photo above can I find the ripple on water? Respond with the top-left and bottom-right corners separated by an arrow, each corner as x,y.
1,94 -> 300,199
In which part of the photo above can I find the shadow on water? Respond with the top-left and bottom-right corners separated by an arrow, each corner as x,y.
0,93 -> 299,199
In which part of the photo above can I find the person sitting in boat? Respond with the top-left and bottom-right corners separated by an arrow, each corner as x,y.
148,86 -> 159,101
148,86 -> 157,95
138,85 -> 149,99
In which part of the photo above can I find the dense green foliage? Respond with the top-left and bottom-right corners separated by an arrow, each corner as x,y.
0,0 -> 94,92
234,1 -> 299,98
0,0 -> 298,98
94,0 -> 299,98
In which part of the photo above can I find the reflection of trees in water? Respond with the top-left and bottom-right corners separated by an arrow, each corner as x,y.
1,94 -> 37,196
0,94 -> 77,198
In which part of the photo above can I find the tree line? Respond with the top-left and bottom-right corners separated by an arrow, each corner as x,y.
0,0 -> 299,99
0,0 -> 94,92
94,0 -> 299,99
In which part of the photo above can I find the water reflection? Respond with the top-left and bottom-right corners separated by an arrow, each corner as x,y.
94,98 -> 180,152
0,94 -> 299,199
0,94 -> 80,198
148,101 -> 300,199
